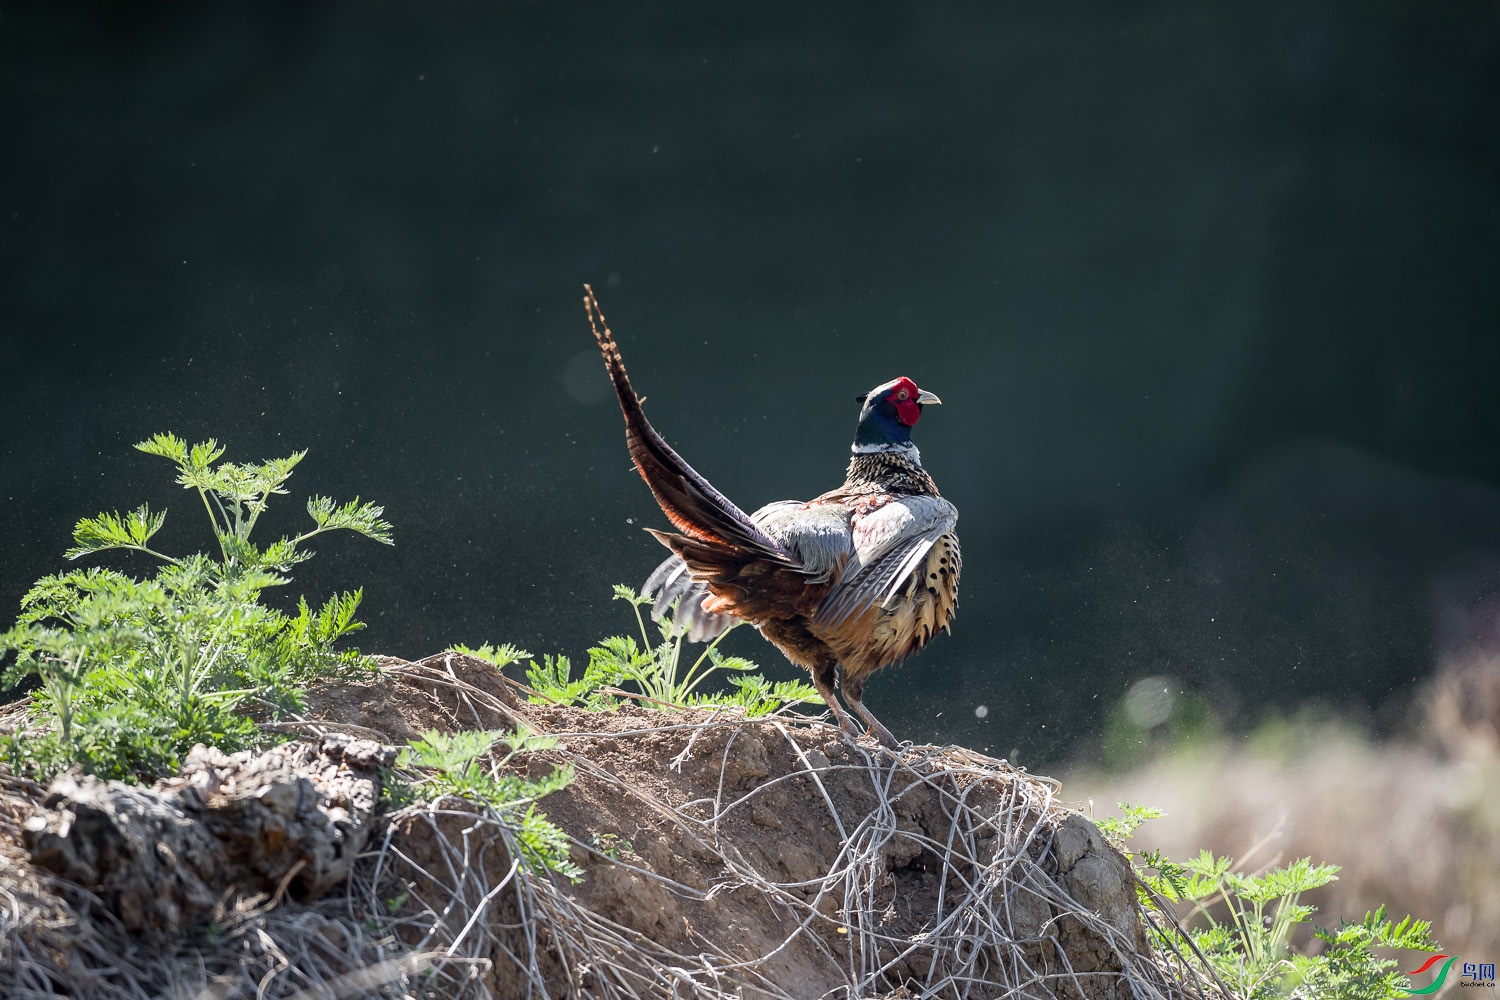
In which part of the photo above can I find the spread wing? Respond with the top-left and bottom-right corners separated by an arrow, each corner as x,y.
813,495 -> 958,628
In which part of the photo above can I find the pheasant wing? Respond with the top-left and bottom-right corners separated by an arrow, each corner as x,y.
814,495 -> 958,628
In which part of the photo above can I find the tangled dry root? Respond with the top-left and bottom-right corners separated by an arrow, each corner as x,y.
1,656 -> 1214,999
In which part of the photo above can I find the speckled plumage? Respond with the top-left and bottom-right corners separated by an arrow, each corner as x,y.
585,288 -> 960,749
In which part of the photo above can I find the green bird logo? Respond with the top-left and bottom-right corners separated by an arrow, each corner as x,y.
1401,954 -> 1456,995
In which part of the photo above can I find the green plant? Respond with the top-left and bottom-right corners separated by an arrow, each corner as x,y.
587,832 -> 633,860
1103,804 -> 1438,999
523,584 -> 821,715
377,765 -> 420,813
0,433 -> 392,781
1300,907 -> 1439,1000
524,651 -> 605,706
448,642 -> 532,669
399,727 -> 581,880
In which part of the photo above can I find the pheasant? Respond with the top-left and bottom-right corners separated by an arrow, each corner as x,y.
583,286 -> 960,749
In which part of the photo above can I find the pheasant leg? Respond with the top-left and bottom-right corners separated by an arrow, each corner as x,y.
812,663 -> 860,738
843,674 -> 900,750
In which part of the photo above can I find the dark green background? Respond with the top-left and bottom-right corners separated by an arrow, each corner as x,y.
4,2 -> 1499,764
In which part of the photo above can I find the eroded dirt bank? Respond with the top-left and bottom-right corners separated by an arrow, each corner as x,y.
1,653 -> 1205,999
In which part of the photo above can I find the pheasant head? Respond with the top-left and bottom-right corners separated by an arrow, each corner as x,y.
853,376 -> 942,451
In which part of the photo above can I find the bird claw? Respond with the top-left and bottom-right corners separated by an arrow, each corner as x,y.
837,721 -> 901,753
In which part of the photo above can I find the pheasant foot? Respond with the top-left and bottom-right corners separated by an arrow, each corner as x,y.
810,668 -> 860,738
848,694 -> 900,751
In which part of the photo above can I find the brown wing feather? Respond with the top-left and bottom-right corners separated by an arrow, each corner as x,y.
645,528 -> 829,622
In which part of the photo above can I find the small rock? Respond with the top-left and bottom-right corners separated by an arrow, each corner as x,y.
751,803 -> 783,829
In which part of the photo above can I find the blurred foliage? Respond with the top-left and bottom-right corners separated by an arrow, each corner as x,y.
1100,676 -> 1222,771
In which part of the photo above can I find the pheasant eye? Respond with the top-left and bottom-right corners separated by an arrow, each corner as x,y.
897,390 -> 909,400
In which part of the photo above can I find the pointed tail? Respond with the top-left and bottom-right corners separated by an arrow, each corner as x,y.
583,285 -> 799,567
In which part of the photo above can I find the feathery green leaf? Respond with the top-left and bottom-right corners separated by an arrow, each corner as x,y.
65,505 -> 169,560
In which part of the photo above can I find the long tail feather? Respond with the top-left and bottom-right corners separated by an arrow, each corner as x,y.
583,285 -> 799,566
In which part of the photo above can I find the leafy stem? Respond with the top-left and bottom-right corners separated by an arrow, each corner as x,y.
398,727 -> 580,881
1103,803 -> 1435,999
499,584 -> 821,717
2,432 -> 392,782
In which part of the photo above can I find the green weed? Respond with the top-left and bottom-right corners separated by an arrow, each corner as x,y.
587,832 -> 633,860
399,727 -> 581,880
1102,803 -> 1438,999
520,584 -> 821,716
447,642 -> 532,669
0,433 -> 392,781
1094,801 -> 1165,843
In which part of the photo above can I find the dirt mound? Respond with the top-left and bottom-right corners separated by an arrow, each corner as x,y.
23,736 -> 393,937
0,653 -> 1207,999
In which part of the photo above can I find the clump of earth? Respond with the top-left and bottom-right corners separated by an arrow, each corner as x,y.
2,653 -> 1199,1000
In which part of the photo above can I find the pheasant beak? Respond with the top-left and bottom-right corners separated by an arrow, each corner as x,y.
916,390 -> 942,406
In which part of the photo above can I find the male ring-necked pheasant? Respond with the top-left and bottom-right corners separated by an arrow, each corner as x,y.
584,286 -> 960,749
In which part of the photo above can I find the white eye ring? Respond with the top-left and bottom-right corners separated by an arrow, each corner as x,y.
897,390 -> 909,400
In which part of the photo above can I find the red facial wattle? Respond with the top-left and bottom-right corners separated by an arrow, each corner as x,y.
889,376 -> 923,426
